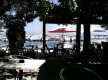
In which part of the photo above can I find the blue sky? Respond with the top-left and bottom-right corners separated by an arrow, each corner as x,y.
25,17 -> 62,35
24,17 -> 108,35
1,17 -> 108,36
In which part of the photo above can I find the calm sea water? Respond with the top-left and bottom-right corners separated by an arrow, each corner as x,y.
24,41 -> 60,48
0,37 -> 107,49
0,40 -> 61,48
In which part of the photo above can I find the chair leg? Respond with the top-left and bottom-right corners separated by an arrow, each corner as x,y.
30,70 -> 33,80
30,70 -> 38,80
14,72 -> 19,80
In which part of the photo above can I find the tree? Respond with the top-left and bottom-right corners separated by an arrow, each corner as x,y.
101,24 -> 108,30
46,0 -> 108,62
0,0 -> 47,54
1,0 -> 108,56
0,21 -> 6,29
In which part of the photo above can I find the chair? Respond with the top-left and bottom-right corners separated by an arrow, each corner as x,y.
59,65 -> 103,80
15,69 -> 38,80
0,68 -> 18,80
8,55 -> 36,80
0,55 -> 18,80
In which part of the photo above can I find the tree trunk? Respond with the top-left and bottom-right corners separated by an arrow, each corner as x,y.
6,19 -> 25,55
76,22 -> 81,54
83,23 -> 91,63
83,23 -> 90,51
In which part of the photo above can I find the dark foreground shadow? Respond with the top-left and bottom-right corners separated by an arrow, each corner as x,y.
37,59 -> 108,80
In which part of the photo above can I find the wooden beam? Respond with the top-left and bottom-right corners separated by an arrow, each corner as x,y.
43,21 -> 46,54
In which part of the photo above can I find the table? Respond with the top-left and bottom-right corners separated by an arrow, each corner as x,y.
0,59 -> 46,80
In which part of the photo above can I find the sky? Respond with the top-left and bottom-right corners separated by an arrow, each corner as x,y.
24,17 -> 108,35
24,17 -> 58,35
0,17 -> 108,36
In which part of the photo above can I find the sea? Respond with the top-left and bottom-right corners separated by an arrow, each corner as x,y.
0,35 -> 108,50
24,40 -> 61,48
0,40 -> 62,49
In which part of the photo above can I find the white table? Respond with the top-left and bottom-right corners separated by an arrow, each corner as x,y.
0,59 -> 46,80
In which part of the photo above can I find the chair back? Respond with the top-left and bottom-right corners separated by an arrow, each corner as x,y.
59,65 -> 103,80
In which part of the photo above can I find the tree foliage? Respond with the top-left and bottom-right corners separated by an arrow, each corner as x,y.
0,0 -> 40,23
1,0 -> 108,25
0,21 -> 5,28
101,24 -> 108,30
76,0 -> 108,23
0,0 -> 43,54
41,0 -> 108,24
